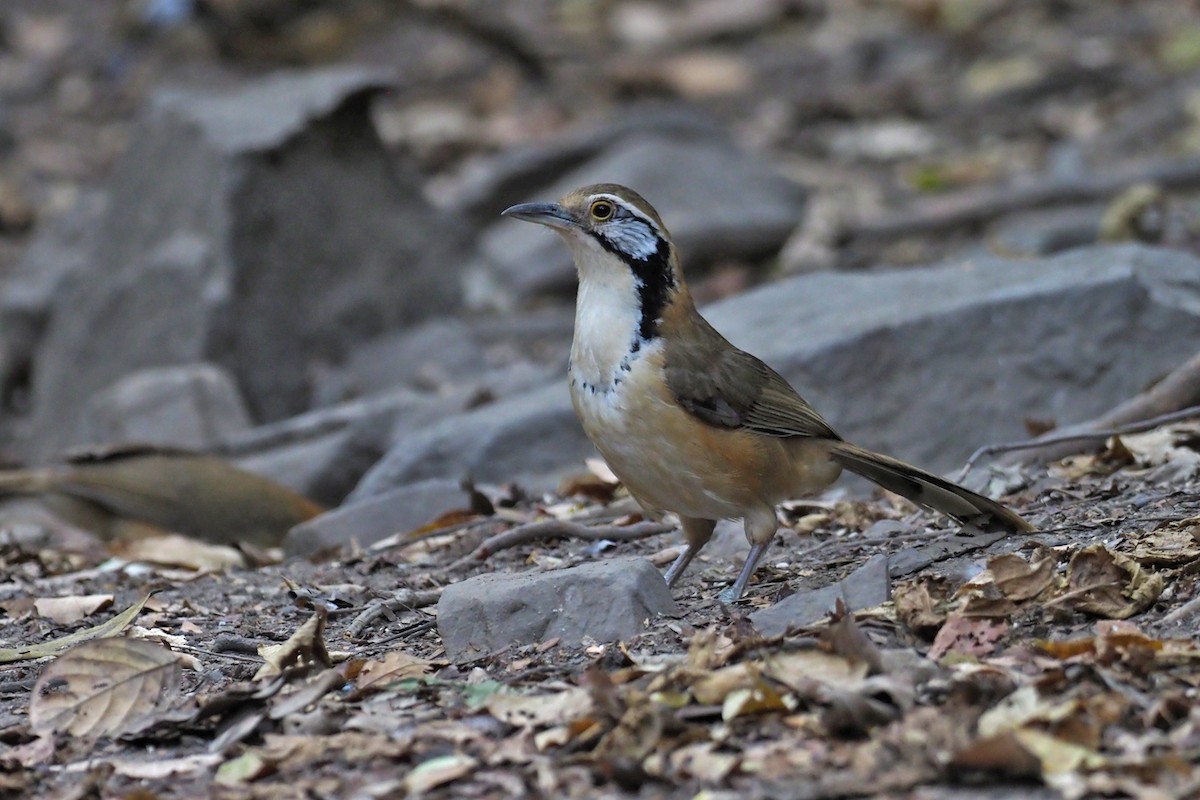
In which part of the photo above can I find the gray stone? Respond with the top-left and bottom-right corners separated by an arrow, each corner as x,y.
0,191 -> 108,412
350,382 -> 592,499
440,104 -> 728,219
312,312 -> 568,402
704,244 -> 1200,473
437,557 -> 680,661
750,555 -> 890,635
227,388 -> 453,506
80,363 -> 251,450
285,478 -> 467,556
23,67 -> 465,460
464,133 -> 808,308
354,244 -> 1200,494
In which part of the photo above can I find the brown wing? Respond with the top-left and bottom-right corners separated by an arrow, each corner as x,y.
663,314 -> 841,441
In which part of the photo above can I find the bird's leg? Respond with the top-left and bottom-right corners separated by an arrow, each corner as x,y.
663,516 -> 716,587
718,508 -> 779,603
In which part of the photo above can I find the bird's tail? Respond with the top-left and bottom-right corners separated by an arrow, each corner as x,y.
828,442 -> 1033,533
0,468 -> 57,498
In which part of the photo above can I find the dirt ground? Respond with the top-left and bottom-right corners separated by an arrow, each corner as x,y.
2,425 -> 1199,798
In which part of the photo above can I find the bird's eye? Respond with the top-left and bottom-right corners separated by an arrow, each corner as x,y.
590,200 -> 614,221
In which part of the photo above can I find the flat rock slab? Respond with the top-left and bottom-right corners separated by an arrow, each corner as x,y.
750,554 -> 890,636
437,557 -> 680,662
285,478 -> 468,556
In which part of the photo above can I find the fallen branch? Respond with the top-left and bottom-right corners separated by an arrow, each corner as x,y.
849,155 -> 1200,241
1161,592 -> 1200,626
955,350 -> 1200,477
345,588 -> 443,640
956,403 -> 1200,481
450,519 -> 675,569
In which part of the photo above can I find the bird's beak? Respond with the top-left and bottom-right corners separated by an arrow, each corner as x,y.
501,202 -> 578,231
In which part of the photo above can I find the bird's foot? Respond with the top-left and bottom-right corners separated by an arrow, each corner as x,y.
663,545 -> 695,587
719,541 -> 769,603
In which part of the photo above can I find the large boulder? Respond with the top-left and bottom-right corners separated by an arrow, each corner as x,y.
22,67 -> 465,460
355,244 -> 1200,497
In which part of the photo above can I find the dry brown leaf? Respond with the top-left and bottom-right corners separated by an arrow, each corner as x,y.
821,599 -> 884,674
29,637 -> 184,739
485,687 -> 594,729
0,597 -> 37,620
1064,544 -> 1164,619
668,742 -> 739,782
33,594 -> 114,625
691,662 -> 762,705
356,649 -> 434,691
928,614 -> 1007,660
1126,527 -> 1200,567
685,627 -> 737,671
594,701 -> 666,763
760,650 -> 870,692
1038,620 -> 1200,668
0,594 -> 150,663
988,553 -> 1057,601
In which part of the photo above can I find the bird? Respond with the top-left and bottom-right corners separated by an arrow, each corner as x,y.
502,183 -> 1033,602
0,445 -> 324,547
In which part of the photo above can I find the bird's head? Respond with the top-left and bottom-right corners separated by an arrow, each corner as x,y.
502,183 -> 682,278
503,184 -> 688,339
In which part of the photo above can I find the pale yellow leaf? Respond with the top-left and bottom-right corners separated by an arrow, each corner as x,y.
403,754 -> 476,794
0,594 -> 150,663
33,595 -> 114,625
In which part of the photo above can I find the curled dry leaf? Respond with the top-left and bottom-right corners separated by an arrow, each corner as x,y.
1065,544 -> 1164,619
29,637 -> 183,739
893,578 -> 950,633
33,594 -> 114,626
254,608 -> 331,681
110,533 -> 250,572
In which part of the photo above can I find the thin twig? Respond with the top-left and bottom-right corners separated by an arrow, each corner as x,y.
1161,592 -> 1200,626
457,519 -> 675,565
345,588 -> 444,639
954,403 -> 1200,482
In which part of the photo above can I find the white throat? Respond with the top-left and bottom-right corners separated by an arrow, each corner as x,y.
567,240 -> 645,392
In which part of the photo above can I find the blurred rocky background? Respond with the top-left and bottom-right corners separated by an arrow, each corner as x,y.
2,0 -> 1200,550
